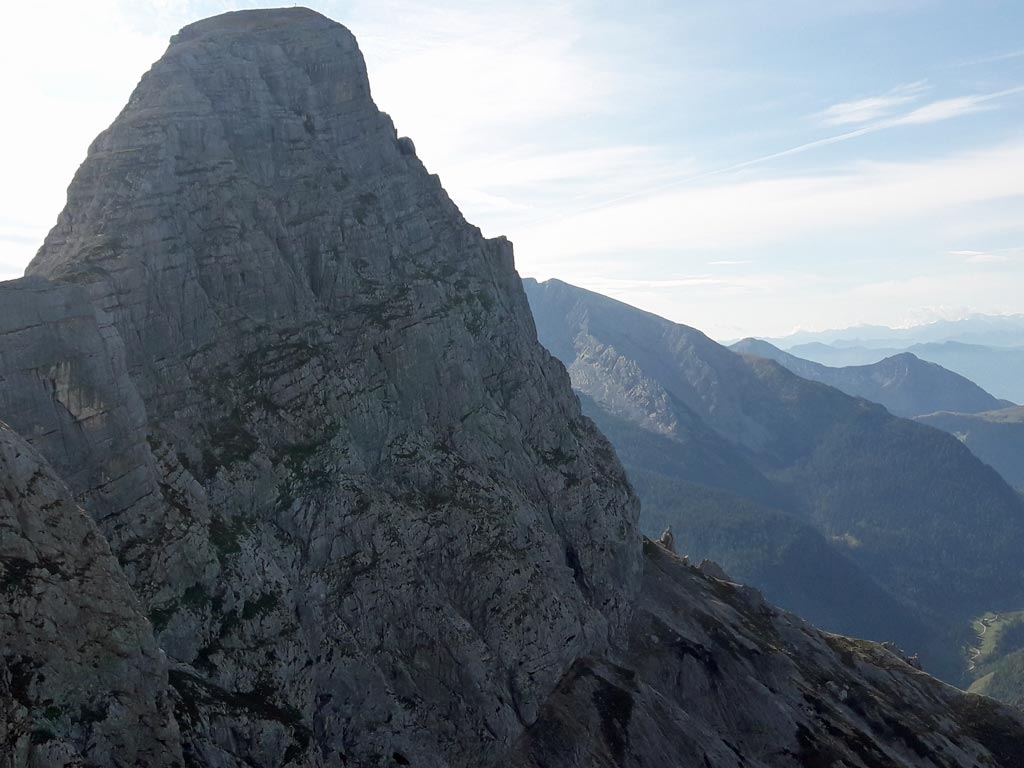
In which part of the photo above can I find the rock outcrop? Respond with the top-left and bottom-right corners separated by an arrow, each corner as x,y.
2,8 -> 1023,767
506,542 -> 1024,768
0,421 -> 181,766
9,9 -> 639,765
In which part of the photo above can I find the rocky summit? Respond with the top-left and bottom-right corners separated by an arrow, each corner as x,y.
1,8 -> 1023,767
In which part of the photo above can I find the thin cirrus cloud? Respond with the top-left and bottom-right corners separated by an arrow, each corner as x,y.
439,144 -> 696,231
888,88 -> 1023,126
812,79 -> 1009,133
514,140 -> 1024,270
953,48 -> 1024,67
563,272 -> 827,306
814,81 -> 1019,131
817,81 -> 928,126
512,82 -> 1024,238
948,248 -> 1022,264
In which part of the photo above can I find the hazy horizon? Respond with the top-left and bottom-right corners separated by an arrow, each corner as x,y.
3,0 -> 1023,338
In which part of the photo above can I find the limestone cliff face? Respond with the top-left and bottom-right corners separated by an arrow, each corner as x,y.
0,421 -> 182,766
2,8 -> 1024,768
14,8 -> 641,765
0,276 -> 219,615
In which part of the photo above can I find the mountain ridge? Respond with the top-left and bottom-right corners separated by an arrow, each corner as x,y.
783,340 -> 1024,402
730,337 -> 1012,417
524,276 -> 1024,683
758,313 -> 1024,349
917,406 -> 1024,490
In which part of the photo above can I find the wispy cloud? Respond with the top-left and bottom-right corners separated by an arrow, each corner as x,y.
515,141 -> 1024,271
571,272 -> 835,304
887,88 -> 1021,126
818,82 -> 927,126
583,275 -> 738,291
949,250 -> 1007,264
948,247 -> 1023,264
953,48 -> 1024,67
439,144 -> 695,230
517,84 -> 1024,233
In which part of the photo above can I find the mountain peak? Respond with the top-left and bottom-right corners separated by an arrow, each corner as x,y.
28,4 -> 399,315
884,351 -> 923,364
10,9 -> 645,762
172,7 -> 341,42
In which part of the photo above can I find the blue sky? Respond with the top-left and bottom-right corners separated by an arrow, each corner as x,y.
2,1 -> 1023,338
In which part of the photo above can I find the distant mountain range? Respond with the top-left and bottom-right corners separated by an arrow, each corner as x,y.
730,338 -> 1012,418
760,313 -> 1024,349
525,277 -> 1024,684
729,338 -> 1024,492
784,341 -> 1024,403
751,315 -> 1024,402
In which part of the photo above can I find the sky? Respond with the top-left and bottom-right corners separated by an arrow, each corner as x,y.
2,1 -> 1024,339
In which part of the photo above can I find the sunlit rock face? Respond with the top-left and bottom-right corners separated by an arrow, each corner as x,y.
1,8 -> 1023,768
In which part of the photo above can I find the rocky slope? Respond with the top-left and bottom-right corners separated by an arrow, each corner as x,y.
8,10 -> 640,764
2,8 -> 1023,766
575,390 -> 942,662
972,648 -> 1024,713
0,421 -> 182,766
917,406 -> 1024,490
525,277 -> 1024,681
731,338 -> 1010,417
506,542 -> 1024,768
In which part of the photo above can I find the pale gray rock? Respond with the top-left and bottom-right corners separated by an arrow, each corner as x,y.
505,543 -> 1024,767
656,525 -> 675,553
16,8 -> 640,765
0,276 -> 219,611
0,420 -> 182,766
696,558 -> 731,581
